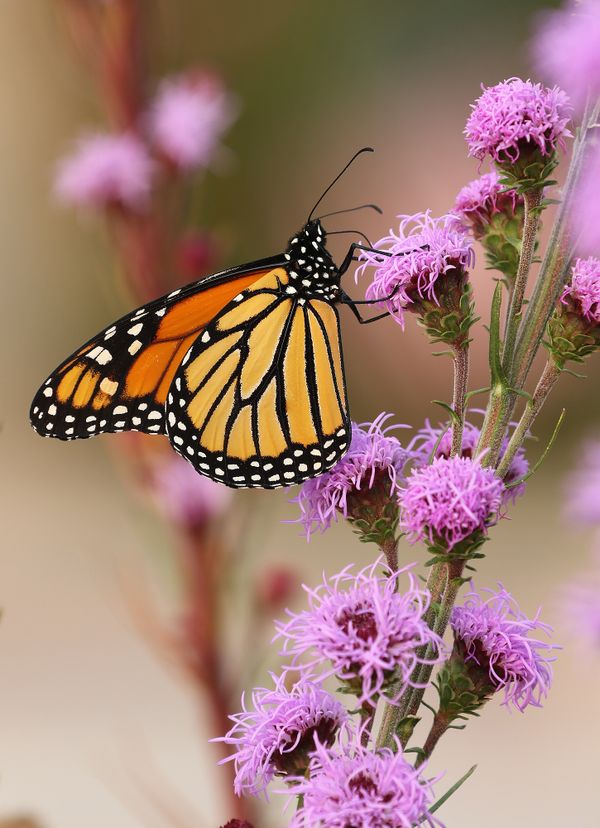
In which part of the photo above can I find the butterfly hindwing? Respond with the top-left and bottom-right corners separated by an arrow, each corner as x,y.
30,259 -> 283,440
165,267 -> 351,488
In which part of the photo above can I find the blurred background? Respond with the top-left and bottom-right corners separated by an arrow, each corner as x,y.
2,1 -> 600,826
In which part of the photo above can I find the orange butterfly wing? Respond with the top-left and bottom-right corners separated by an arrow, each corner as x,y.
30,261 -> 282,440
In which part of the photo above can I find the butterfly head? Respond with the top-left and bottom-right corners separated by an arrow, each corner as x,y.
284,219 -> 340,299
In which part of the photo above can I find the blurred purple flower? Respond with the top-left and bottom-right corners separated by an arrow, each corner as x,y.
150,73 -> 236,171
409,417 -> 528,505
453,170 -> 521,237
572,142 -> 600,255
450,586 -> 556,711
564,437 -> 600,525
464,78 -> 571,165
55,132 -> 154,212
220,821 -> 254,828
355,212 -> 474,327
561,557 -> 600,648
292,413 -> 411,538
287,739 -> 440,828
275,559 -> 443,705
399,455 -> 505,551
561,256 -> 600,324
533,0 -> 600,113
216,674 -> 348,797
151,453 -> 232,529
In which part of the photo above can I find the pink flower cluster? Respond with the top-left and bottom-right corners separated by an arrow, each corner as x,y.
561,256 -> 600,325
55,71 -> 236,213
453,170 -> 520,234
465,77 -> 571,164
356,211 -> 474,327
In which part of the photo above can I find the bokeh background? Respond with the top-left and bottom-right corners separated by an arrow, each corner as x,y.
2,1 -> 600,826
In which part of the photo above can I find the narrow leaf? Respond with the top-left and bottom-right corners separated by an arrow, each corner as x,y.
429,765 -> 477,815
489,283 -> 505,385
505,408 -> 566,489
432,400 -> 460,424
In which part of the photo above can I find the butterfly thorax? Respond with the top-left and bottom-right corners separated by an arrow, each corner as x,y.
283,220 -> 340,301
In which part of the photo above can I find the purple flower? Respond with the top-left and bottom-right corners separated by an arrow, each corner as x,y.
573,142 -> 600,256
399,455 -> 505,551
292,414 -> 411,539
275,559 -> 443,705
220,821 -> 254,828
464,78 -> 571,165
54,132 -> 154,212
149,72 -> 236,171
450,586 -> 556,711
561,257 -> 600,325
409,417 -> 528,505
287,740 -> 440,828
533,0 -> 600,113
561,557 -> 600,648
217,674 -> 348,797
564,437 -> 600,525
150,453 -> 232,529
355,212 -> 474,327
453,170 -> 521,238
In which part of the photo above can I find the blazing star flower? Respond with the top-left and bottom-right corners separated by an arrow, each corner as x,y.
355,212 -> 474,327
216,674 -> 348,797
465,77 -> 571,165
409,418 -> 528,504
450,586 -> 556,711
399,455 -> 505,551
275,559 -> 443,705
564,437 -> 600,525
561,257 -> 600,324
453,170 -> 521,237
149,73 -> 236,171
151,453 -> 232,529
572,142 -> 600,256
533,0 -> 600,112
287,739 -> 440,828
561,557 -> 600,648
292,414 -> 412,539
54,132 -> 154,212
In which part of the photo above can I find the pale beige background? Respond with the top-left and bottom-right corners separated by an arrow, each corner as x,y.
2,2 -> 600,826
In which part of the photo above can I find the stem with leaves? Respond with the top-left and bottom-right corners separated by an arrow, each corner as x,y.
451,344 -> 470,456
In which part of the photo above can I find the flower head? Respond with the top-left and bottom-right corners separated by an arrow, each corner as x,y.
409,417 -> 528,505
561,555 -> 600,648
564,436 -> 600,525
453,170 -> 521,237
275,559 -> 443,705
55,132 -> 154,212
217,675 -> 348,797
399,455 -> 505,551
465,77 -> 571,166
150,453 -> 232,529
450,586 -> 556,711
288,740 -> 439,828
572,142 -> 600,256
561,257 -> 600,325
292,414 -> 411,539
356,212 -> 474,327
150,72 -> 236,171
533,0 -> 600,112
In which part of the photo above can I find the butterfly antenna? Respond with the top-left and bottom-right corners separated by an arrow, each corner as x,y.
317,203 -> 383,221
307,147 -> 374,222
327,229 -> 375,248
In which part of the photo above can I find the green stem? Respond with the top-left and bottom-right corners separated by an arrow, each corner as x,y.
511,105 -> 599,392
451,344 -> 470,457
502,189 -> 543,368
496,360 -> 562,479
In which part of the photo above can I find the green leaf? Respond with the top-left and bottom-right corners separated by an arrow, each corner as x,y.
464,386 -> 491,401
429,765 -> 477,816
505,408 -> 566,489
432,400 -> 460,424
489,283 -> 505,386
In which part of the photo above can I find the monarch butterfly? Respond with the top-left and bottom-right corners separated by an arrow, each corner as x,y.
30,148 -> 395,489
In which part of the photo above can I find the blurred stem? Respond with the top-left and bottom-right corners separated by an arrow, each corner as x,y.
496,360 -> 562,479
502,189 -> 543,369
450,344 -> 469,457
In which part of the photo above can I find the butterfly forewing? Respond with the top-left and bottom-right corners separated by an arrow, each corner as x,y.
30,261 -> 281,440
165,268 -> 350,488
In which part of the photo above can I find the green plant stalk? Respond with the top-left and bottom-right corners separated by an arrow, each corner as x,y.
496,360 -> 562,479
502,188 -> 543,368
375,561 -> 447,750
416,709 -> 450,767
511,107 -> 598,392
451,343 -> 470,456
